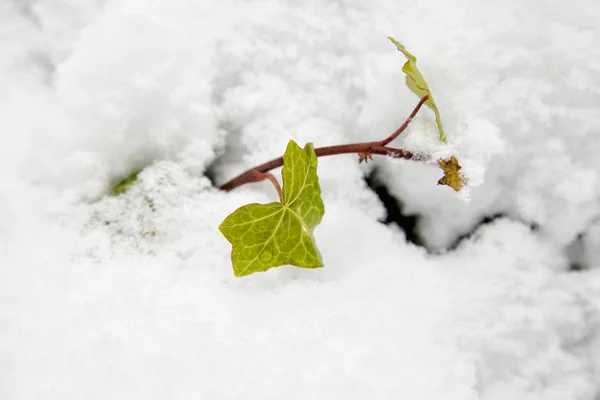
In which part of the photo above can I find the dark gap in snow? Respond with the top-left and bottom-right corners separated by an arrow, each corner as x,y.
204,112 -> 247,189
204,143 -> 242,190
204,131 -> 233,189
448,213 -> 506,250
447,212 -> 508,251
204,160 -> 220,188
566,232 -> 589,272
364,169 -> 425,247
565,214 -> 600,272
570,263 -> 586,272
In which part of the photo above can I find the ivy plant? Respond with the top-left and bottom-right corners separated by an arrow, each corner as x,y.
219,141 -> 324,277
219,37 -> 466,276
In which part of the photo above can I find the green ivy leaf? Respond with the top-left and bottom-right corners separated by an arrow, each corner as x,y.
388,36 -> 446,142
219,140 -> 325,277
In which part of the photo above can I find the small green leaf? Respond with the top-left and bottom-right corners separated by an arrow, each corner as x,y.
111,170 -> 141,196
388,36 -> 446,142
219,140 -> 325,277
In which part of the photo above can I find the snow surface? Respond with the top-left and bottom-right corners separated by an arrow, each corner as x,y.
1,0 -> 599,399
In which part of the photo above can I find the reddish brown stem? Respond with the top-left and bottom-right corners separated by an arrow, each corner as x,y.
219,144 -> 414,192
219,96 -> 427,192
254,170 -> 283,202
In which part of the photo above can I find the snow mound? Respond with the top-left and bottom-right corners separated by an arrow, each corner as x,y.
358,0 -> 600,251
25,0 -> 231,199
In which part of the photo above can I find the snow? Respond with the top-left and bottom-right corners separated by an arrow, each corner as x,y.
1,0 -> 599,399
360,0 -> 600,250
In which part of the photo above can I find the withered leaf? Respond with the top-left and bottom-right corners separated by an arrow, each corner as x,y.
437,155 -> 466,192
358,153 -> 373,164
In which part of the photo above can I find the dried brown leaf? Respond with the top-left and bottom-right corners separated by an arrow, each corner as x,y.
437,155 -> 466,192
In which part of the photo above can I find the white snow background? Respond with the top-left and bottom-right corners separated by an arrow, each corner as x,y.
1,0 -> 600,399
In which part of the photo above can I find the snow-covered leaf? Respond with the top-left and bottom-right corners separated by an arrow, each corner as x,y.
388,36 -> 446,142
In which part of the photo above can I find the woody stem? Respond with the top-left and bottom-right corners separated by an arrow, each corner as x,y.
218,96 -> 428,192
